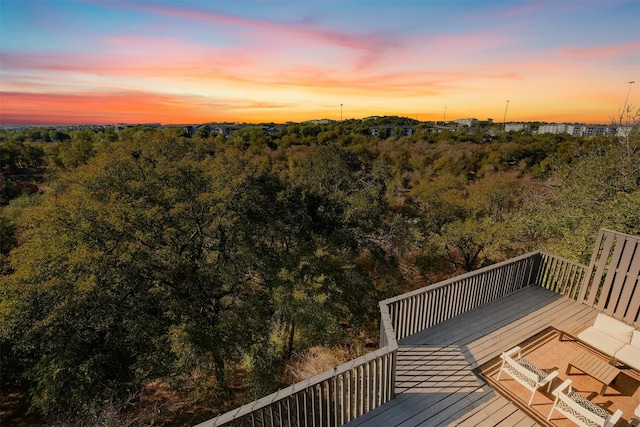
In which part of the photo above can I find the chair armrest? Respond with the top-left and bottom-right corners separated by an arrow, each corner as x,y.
543,370 -> 559,383
605,409 -> 623,427
552,379 -> 572,397
503,346 -> 522,358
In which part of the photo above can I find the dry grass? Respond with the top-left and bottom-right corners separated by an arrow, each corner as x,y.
281,345 -> 355,385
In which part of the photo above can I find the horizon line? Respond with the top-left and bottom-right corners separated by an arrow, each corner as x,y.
1,118 -> 634,128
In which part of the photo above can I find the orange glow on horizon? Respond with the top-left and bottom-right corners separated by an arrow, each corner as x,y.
0,90 -> 631,126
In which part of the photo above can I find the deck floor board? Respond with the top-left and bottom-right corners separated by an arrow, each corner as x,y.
344,284 -> 600,427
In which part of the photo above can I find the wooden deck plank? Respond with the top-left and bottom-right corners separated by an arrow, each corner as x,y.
476,401 -> 524,426
412,388 -> 495,426
400,286 -> 559,346
402,286 -> 583,368
497,409 -> 540,427
401,298 -> 556,367
344,358 -> 488,426
454,396 -> 516,426
345,285 -> 602,427
463,298 -> 592,367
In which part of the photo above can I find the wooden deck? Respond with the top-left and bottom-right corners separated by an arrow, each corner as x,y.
202,231 -> 639,427
344,285 -> 600,427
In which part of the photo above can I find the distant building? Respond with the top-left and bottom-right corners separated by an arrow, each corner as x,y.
370,125 -> 414,137
565,125 -> 578,136
455,118 -> 478,127
504,123 -> 531,132
581,125 -> 610,137
182,125 -> 197,137
538,123 -> 618,137
538,124 -> 560,134
207,124 -> 242,136
262,125 -> 282,135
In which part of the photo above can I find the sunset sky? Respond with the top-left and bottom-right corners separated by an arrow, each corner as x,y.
1,0 -> 639,125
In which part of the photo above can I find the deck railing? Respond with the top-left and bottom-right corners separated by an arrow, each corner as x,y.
382,251 -> 546,341
197,328 -> 397,427
536,252 -> 587,300
197,251 -> 589,427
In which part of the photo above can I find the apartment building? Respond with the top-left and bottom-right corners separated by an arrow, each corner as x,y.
455,118 -> 478,127
504,123 -> 531,132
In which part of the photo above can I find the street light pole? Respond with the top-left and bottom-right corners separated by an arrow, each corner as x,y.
443,106 -> 447,125
502,100 -> 510,131
340,104 -> 343,121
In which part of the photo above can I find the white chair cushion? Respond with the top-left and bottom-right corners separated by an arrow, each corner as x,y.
615,344 -> 640,371
516,357 -> 548,382
578,327 -> 627,356
630,330 -> 640,348
567,390 -> 610,421
592,313 -> 634,343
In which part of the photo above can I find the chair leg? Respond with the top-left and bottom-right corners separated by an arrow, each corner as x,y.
496,360 -> 506,380
528,390 -> 535,406
547,401 -> 558,420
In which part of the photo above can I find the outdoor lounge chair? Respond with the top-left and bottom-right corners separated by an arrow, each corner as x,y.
496,346 -> 559,405
548,379 -> 623,427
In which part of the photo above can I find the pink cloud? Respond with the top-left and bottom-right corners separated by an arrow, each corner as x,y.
1,46 -> 262,85
561,41 -> 640,59
1,38 -> 528,106
1,16 -> 534,110
4,3 -> 532,97
1,52 -> 83,73
95,1 -> 405,65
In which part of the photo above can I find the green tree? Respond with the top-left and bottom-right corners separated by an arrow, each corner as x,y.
59,129 -> 98,169
517,128 -> 640,262
256,145 -> 390,359
406,171 -> 525,272
229,127 -> 271,150
0,135 -> 397,416
0,136 -> 273,413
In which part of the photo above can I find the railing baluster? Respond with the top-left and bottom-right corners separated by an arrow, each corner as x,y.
356,364 -> 362,418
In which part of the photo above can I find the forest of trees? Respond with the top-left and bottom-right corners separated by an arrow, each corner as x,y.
1,119 -> 639,425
